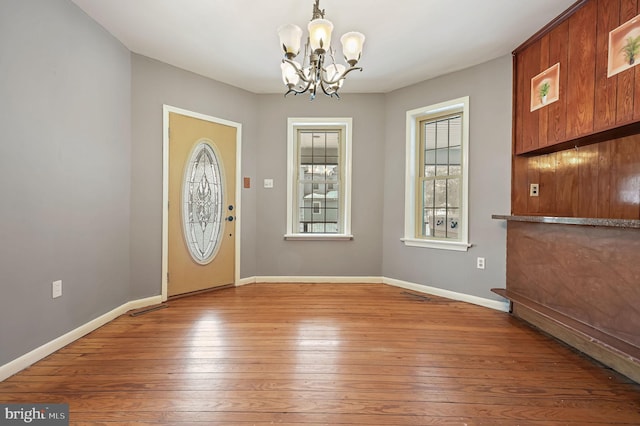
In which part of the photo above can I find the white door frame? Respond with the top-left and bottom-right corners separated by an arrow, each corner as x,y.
161,105 -> 242,301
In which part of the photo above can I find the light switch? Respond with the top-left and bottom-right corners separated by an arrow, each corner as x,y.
264,179 -> 274,189
52,280 -> 62,298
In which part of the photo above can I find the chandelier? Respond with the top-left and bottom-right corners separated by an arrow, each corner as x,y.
277,0 -> 365,100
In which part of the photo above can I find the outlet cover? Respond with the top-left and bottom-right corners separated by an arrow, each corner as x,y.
476,257 -> 485,269
52,280 -> 62,299
530,183 -> 539,197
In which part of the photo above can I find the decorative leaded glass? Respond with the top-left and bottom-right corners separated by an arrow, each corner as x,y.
297,130 -> 341,233
421,114 -> 462,240
182,141 -> 224,264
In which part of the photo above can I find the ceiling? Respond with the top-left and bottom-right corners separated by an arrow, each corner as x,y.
70,0 -> 576,94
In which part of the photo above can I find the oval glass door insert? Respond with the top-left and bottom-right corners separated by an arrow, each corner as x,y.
182,141 -> 224,264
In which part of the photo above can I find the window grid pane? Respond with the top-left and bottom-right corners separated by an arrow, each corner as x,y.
297,130 -> 341,234
419,113 -> 463,240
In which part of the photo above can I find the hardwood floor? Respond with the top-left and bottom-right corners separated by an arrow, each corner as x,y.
1,283 -> 639,425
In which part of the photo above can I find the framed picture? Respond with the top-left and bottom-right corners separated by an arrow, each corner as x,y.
530,62 -> 560,112
608,14 -> 640,77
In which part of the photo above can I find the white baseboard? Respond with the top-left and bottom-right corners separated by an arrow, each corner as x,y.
238,276 -> 508,312
0,295 -> 162,382
236,277 -> 256,287
383,277 -> 509,312
252,276 -> 385,284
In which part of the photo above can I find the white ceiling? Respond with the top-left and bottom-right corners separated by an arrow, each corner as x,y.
70,0 -> 576,94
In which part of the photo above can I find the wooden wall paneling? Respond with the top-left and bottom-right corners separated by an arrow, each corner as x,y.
555,149 -> 580,216
577,144 -> 600,216
547,21 -> 570,144
566,1 -> 598,139
594,0 -> 620,131
597,140 -> 613,217
511,155 -> 530,214
538,152 -> 558,213
527,157 -> 541,214
522,42 -> 542,153
635,47 -> 640,119
514,53 -> 526,154
617,69 -> 635,125
511,0 -> 640,220
538,35 -> 550,148
610,135 -> 640,218
511,53 -> 522,154
616,0 -> 639,124
635,66 -> 640,120
633,3 -> 640,118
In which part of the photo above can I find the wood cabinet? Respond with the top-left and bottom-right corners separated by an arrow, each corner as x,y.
514,0 -> 640,155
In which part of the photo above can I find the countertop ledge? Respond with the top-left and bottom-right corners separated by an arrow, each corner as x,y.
491,214 -> 640,229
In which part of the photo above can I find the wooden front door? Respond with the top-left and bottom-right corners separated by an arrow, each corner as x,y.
167,111 -> 237,297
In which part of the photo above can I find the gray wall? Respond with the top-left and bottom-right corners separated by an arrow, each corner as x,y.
254,94 -> 386,277
130,55 -> 259,298
0,0 -> 131,365
382,55 -> 512,300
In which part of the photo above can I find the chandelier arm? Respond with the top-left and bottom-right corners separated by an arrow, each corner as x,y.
282,59 -> 312,84
322,65 -> 362,85
284,77 -> 316,97
319,65 -> 363,86
318,79 -> 340,98
334,65 -> 363,82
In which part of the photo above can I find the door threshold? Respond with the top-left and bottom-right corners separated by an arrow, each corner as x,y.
167,283 -> 234,301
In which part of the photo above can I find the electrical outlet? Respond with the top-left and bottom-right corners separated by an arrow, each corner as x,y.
530,183 -> 539,197
263,178 -> 274,189
477,257 -> 485,270
52,280 -> 62,299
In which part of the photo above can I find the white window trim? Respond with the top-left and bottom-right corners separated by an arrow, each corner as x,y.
285,117 -> 353,241
402,97 -> 471,251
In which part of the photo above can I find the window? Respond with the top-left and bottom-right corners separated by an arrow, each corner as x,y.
286,118 -> 353,240
312,201 -> 322,215
403,97 -> 470,251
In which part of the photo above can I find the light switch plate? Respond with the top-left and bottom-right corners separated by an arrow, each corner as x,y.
52,280 -> 62,298
264,179 -> 274,189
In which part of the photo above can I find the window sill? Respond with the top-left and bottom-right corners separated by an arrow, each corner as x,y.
401,237 -> 471,252
285,233 -> 354,241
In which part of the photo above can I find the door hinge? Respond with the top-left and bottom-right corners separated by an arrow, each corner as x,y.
166,272 -> 170,283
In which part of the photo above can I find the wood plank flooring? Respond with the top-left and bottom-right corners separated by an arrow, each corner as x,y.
1,283 -> 639,425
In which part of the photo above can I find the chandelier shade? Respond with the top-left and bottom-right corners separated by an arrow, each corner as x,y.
280,62 -> 300,86
277,0 -> 365,99
307,18 -> 333,53
277,24 -> 303,58
340,32 -> 365,65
